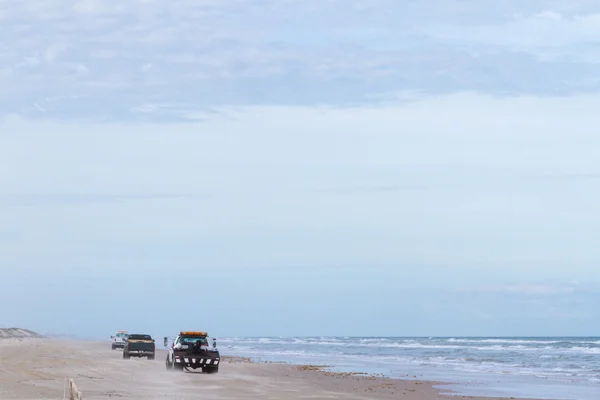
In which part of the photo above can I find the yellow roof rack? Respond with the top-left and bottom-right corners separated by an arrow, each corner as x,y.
180,331 -> 208,337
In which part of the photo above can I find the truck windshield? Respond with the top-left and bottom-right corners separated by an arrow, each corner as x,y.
181,337 -> 207,345
116,333 -> 128,338
129,334 -> 152,340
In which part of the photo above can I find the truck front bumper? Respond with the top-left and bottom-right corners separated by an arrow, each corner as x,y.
128,350 -> 154,356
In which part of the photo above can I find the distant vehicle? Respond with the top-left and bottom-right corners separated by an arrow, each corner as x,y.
111,331 -> 129,350
165,331 -> 220,373
123,334 -> 155,360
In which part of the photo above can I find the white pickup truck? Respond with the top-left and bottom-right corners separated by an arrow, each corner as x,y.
111,331 -> 129,350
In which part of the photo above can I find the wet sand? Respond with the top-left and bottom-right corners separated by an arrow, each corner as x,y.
0,339 -> 545,399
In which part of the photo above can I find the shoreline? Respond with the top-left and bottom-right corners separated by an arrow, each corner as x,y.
223,355 -> 549,400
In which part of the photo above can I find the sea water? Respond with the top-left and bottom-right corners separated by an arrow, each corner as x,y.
219,337 -> 600,400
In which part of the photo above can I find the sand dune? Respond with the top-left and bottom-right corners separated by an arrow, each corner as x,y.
0,338 -> 540,400
0,328 -> 43,339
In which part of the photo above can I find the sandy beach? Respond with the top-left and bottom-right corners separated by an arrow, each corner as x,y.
0,338 -> 547,400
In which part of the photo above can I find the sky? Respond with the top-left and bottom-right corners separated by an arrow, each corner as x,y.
1,0 -> 600,338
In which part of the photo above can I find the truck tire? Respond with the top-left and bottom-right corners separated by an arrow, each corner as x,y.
123,353 -> 130,359
148,354 -> 155,360
203,366 -> 219,374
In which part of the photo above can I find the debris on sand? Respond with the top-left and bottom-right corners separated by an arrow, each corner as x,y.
297,365 -> 332,372
223,356 -> 254,364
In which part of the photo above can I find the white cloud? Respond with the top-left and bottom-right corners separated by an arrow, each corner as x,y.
459,282 -> 593,296
43,43 -> 70,63
499,285 -> 576,295
535,10 -> 563,19
437,12 -> 600,49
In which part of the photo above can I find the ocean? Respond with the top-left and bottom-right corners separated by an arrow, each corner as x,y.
219,337 -> 600,400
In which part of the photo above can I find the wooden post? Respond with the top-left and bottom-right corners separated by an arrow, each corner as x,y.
69,378 -> 83,399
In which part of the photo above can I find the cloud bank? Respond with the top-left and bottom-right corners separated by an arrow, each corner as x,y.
2,0 -> 600,121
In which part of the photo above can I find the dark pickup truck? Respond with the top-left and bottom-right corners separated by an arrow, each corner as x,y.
123,334 -> 155,360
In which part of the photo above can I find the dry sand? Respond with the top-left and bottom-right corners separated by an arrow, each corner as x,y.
0,339 -> 542,400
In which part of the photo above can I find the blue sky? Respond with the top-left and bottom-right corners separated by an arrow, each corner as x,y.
1,1 -> 599,338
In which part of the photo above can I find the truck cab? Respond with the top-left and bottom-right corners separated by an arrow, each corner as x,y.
166,331 -> 220,373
